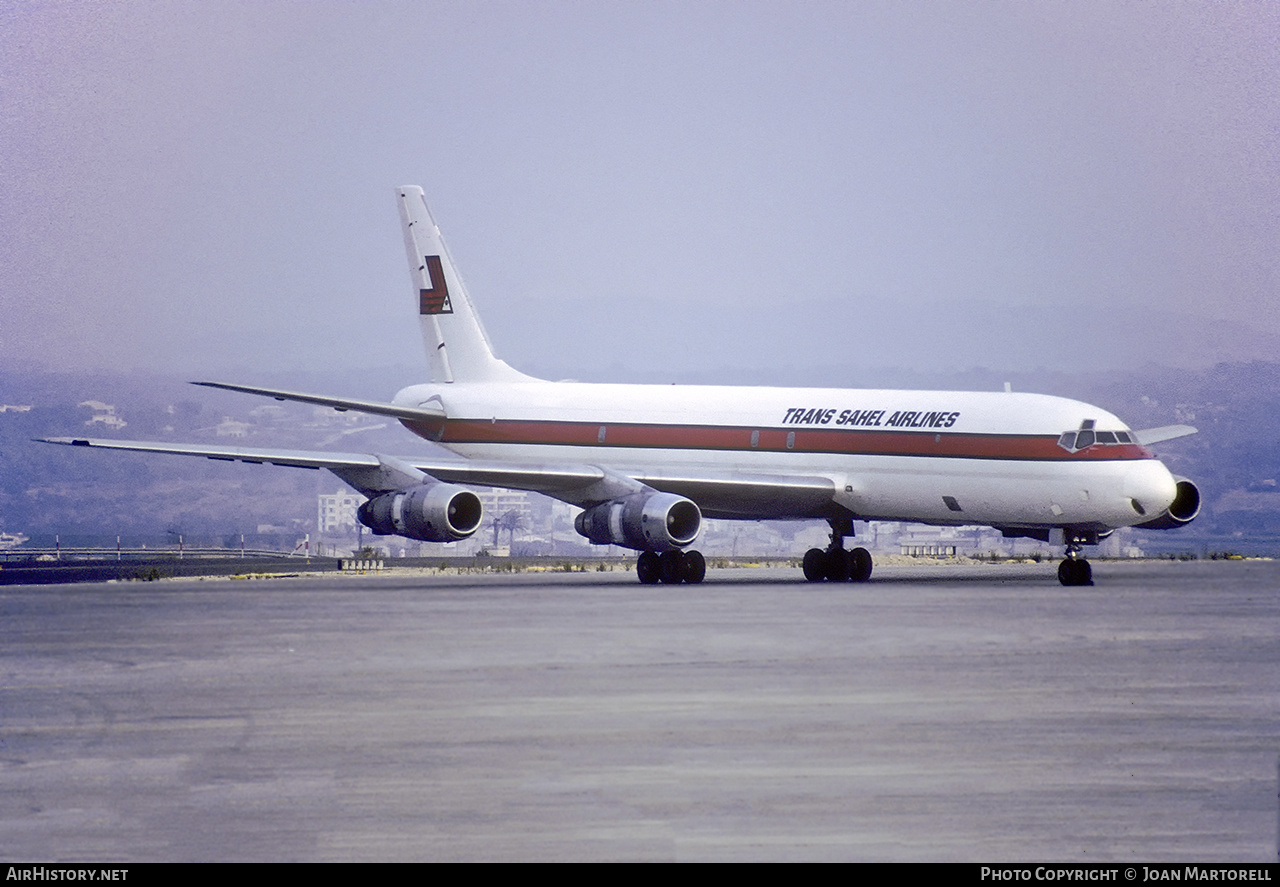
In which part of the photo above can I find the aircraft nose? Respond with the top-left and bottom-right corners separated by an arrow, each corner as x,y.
1123,461 -> 1178,517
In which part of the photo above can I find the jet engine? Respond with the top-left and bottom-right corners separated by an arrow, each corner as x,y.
1135,477 -> 1201,530
574,491 -> 701,552
357,482 -> 484,542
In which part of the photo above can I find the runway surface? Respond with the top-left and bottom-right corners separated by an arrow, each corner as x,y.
1,560 -> 1276,862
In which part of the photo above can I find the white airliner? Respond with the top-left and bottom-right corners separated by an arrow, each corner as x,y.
42,186 -> 1201,586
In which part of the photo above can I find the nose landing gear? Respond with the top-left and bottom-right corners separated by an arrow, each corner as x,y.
1057,557 -> 1093,586
1057,533 -> 1095,586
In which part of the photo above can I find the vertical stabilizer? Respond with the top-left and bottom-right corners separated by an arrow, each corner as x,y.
397,186 -> 533,383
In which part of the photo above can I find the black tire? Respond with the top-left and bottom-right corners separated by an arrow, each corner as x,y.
637,550 -> 661,584
849,547 -> 873,582
824,548 -> 850,581
1058,559 -> 1093,586
658,550 -> 685,584
681,549 -> 706,584
802,548 -> 826,581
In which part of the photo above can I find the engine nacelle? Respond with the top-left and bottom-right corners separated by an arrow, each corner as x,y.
1135,477 -> 1201,530
574,491 -> 701,552
357,482 -> 483,542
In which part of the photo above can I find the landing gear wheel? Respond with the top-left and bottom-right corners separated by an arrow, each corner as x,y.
658,550 -> 685,584
849,547 -> 873,582
637,550 -> 661,584
1058,558 -> 1093,586
824,548 -> 851,581
1078,560 -> 1093,585
681,549 -> 706,584
803,548 -> 826,581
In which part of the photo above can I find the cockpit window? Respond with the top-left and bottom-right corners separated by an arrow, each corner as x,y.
1057,421 -> 1133,453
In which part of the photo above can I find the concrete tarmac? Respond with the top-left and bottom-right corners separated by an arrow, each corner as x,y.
1,560 -> 1276,862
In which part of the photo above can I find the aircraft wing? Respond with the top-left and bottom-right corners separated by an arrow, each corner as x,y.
36,437 -> 836,516
408,459 -> 834,516
37,437 -> 602,492
38,436 -> 383,470
1133,424 -> 1198,445
191,381 -> 445,423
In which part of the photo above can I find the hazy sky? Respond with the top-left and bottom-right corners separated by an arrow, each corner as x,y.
3,1 -> 1276,387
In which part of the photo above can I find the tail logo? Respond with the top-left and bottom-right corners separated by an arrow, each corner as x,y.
419,256 -> 454,315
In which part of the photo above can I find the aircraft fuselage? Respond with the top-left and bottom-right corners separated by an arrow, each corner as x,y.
393,380 -> 1178,532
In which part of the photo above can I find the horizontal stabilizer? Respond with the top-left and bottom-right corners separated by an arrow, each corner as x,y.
192,382 -> 446,422
1132,424 -> 1198,445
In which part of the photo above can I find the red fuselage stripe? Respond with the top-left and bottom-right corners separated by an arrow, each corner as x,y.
400,418 -> 1153,462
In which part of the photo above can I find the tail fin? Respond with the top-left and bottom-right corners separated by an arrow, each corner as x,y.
397,186 -> 534,383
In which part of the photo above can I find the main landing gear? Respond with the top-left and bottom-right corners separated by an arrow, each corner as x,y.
1057,534 -> 1094,587
636,549 -> 706,584
802,517 -> 873,583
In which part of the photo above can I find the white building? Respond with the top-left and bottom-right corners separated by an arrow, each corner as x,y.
318,489 -> 364,533
79,400 -> 127,429
215,416 -> 252,438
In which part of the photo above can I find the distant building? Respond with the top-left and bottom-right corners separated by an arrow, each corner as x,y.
79,400 -> 126,429
85,413 -> 127,430
0,531 -> 29,549
476,488 -> 532,519
897,525 -> 997,558
318,489 -> 364,533
477,488 -> 534,548
215,417 -> 251,438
